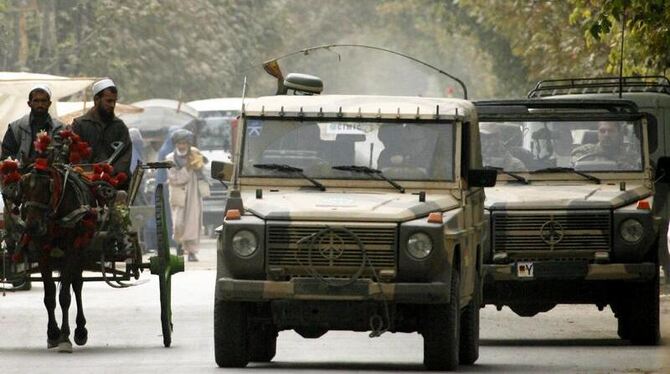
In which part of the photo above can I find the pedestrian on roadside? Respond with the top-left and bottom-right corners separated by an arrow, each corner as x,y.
166,129 -> 207,261
72,78 -> 132,190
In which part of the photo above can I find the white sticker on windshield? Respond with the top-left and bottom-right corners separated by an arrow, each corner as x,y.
325,122 -> 366,135
247,120 -> 263,136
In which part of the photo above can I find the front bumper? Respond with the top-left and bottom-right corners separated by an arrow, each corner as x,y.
215,277 -> 450,304
484,262 -> 657,282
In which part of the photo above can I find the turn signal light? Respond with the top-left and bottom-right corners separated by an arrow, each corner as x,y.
225,209 -> 241,220
427,212 -> 443,223
636,200 -> 651,210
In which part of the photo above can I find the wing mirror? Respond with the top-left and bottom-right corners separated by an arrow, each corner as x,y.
468,168 -> 497,187
211,161 -> 234,182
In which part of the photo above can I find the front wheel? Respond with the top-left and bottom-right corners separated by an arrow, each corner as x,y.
422,269 -> 460,371
214,301 -> 249,368
459,273 -> 480,365
248,324 -> 278,362
616,278 -> 660,345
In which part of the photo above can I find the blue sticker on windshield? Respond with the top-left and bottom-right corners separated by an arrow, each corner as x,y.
247,120 -> 263,136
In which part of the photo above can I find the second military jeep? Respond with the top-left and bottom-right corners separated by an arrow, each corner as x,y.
212,75 -> 495,370
476,99 -> 663,345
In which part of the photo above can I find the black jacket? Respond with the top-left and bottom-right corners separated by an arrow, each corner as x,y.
72,108 -> 132,189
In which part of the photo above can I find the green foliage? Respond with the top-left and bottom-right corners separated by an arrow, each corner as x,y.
0,1 -> 666,101
572,0 -> 670,75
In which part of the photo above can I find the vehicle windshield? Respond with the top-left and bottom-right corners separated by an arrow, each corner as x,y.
241,119 -> 455,181
479,119 -> 643,172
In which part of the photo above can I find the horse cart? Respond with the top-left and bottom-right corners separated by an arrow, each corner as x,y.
0,130 -> 183,349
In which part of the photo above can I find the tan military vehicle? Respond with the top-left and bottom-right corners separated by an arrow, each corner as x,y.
211,74 -> 495,370
476,99 -> 663,345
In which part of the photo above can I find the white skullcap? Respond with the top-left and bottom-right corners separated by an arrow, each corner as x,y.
92,78 -> 116,96
30,84 -> 52,98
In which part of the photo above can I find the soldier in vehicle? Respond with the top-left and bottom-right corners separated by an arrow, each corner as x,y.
1,84 -> 65,162
571,121 -> 640,169
480,123 -> 526,171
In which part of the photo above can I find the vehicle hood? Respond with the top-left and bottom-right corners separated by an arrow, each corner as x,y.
244,190 -> 459,222
485,183 -> 651,210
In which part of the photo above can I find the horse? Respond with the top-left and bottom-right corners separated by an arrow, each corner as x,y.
13,161 -> 99,352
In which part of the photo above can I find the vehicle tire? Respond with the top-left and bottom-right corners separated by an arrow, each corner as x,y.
422,269 -> 460,371
459,272 -> 480,365
214,300 -> 249,367
617,278 -> 660,345
248,324 -> 278,362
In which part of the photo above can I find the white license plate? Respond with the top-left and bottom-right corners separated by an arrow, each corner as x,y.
516,262 -> 534,278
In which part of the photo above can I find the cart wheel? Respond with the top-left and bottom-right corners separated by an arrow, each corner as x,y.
150,184 -> 184,347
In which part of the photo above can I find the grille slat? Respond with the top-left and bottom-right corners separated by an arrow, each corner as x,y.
267,225 -> 397,277
492,211 -> 611,253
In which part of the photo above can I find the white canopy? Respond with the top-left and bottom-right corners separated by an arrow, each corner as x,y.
0,72 -> 96,134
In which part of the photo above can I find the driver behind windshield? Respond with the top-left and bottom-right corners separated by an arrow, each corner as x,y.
571,121 -> 640,170
480,123 -> 525,171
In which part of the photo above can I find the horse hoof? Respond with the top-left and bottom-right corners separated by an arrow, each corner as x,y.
74,328 -> 88,346
47,339 -> 59,349
57,340 -> 73,353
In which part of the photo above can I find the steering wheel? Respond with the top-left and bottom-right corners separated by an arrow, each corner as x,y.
575,152 -> 612,163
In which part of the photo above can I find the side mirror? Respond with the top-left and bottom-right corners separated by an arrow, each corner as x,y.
655,156 -> 670,184
211,160 -> 234,182
468,168 -> 497,187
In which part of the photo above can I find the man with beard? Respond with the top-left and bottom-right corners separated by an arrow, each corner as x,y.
72,78 -> 132,190
1,85 -> 65,162
571,121 -> 640,170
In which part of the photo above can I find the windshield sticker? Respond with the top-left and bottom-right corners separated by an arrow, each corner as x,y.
247,120 -> 263,136
324,122 -> 372,135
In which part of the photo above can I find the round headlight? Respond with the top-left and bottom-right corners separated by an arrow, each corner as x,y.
620,219 -> 644,243
407,232 -> 433,259
232,230 -> 258,257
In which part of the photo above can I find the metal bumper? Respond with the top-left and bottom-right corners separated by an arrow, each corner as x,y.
484,262 -> 657,282
215,277 -> 450,303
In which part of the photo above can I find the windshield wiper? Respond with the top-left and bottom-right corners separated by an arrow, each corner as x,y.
485,166 -> 529,184
531,167 -> 601,184
253,163 -> 326,191
332,165 -> 405,193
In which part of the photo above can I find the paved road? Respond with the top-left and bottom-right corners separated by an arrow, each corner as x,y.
1,238 -> 669,373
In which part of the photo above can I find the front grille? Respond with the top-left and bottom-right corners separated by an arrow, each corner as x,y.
492,211 -> 611,253
266,223 -> 397,278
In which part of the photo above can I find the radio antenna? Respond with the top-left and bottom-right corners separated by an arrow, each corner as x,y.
618,10 -> 626,99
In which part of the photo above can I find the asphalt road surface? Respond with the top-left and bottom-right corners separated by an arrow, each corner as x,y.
1,238 -> 669,373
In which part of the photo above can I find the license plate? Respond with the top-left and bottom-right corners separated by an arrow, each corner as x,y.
516,262 -> 534,278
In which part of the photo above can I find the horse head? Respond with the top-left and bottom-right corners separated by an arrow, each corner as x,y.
19,166 -> 58,238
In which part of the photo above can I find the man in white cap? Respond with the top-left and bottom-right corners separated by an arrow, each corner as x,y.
72,78 -> 132,189
1,84 -> 65,162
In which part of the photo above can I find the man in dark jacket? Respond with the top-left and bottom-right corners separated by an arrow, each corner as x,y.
1,84 -> 65,162
72,78 -> 132,190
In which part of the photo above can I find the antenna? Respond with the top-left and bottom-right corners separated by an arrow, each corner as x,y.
618,10 -> 626,99
240,76 -> 247,113
262,44 -> 468,99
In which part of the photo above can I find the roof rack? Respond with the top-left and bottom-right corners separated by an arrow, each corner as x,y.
527,76 -> 670,98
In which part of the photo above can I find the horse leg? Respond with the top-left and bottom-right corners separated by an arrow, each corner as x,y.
57,272 -> 73,353
41,267 -> 60,349
73,271 -> 88,346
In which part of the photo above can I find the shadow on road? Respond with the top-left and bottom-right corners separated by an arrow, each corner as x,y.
482,338 -> 641,347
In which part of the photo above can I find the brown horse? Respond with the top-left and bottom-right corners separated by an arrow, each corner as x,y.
12,163 -> 100,352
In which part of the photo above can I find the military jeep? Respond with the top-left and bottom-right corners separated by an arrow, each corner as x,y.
476,99 -> 663,345
212,74 -> 495,370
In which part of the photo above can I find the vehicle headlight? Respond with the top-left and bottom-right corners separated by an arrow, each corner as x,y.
232,230 -> 258,257
620,219 -> 644,243
407,232 -> 433,259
